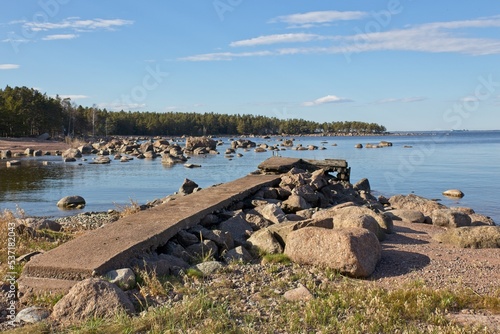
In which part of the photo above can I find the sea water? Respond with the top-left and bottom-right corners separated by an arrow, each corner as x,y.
0,130 -> 499,223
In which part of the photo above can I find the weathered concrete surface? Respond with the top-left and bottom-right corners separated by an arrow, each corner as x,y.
258,157 -> 350,181
19,174 -> 280,294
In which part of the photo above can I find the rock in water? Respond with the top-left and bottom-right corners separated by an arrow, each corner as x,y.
57,195 -> 86,209
442,189 -> 464,198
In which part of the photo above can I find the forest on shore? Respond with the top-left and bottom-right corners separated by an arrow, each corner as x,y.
0,86 -> 387,137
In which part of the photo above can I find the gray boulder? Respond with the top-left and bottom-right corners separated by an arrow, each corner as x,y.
218,214 -> 253,246
284,227 -> 381,278
384,209 -> 426,224
179,178 -> 199,195
193,261 -> 224,275
57,195 -> 86,209
105,268 -> 136,290
16,306 -> 50,324
251,203 -> 286,224
51,278 -> 134,322
224,246 -> 253,263
247,229 -> 283,254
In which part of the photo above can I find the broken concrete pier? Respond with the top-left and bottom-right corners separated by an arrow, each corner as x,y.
258,157 -> 350,181
19,174 -> 281,295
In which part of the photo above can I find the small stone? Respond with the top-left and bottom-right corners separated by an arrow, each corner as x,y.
105,268 -> 136,290
15,306 -> 50,323
283,284 -> 314,301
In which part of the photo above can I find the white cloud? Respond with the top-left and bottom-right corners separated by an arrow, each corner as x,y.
270,10 -> 368,26
42,34 -> 79,41
230,33 -> 320,47
2,36 -> 30,44
376,97 -> 427,104
180,51 -> 273,61
57,95 -> 89,100
24,17 -> 133,32
0,64 -> 20,70
182,15 -> 500,61
302,95 -> 352,107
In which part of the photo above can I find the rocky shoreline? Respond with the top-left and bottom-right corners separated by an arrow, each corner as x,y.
2,155 -> 500,332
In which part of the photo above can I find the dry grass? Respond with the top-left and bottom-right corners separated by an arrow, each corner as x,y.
115,199 -> 142,218
0,209 -> 73,279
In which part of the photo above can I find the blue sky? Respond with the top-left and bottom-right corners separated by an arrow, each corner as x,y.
1,0 -> 499,131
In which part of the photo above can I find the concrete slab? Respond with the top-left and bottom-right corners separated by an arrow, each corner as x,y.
258,157 -> 350,181
20,174 -> 280,294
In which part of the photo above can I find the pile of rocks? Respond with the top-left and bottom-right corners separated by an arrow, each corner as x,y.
11,164 -> 499,326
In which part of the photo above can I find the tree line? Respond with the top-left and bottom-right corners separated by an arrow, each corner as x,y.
0,86 -> 387,137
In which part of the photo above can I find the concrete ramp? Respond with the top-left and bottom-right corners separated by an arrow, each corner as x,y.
20,174 -> 280,294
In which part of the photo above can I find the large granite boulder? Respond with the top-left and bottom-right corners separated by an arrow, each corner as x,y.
284,227 -> 381,278
62,148 -> 82,159
433,226 -> 500,248
312,204 -> 393,238
389,194 -> 445,217
185,136 -> 217,151
51,278 -> 134,323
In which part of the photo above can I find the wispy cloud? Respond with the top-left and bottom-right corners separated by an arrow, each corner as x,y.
0,64 -> 20,70
375,97 -> 427,104
302,95 -> 352,107
182,15 -> 500,61
230,33 -> 321,47
57,94 -> 89,100
270,10 -> 368,28
42,34 -> 79,41
1,36 -> 30,44
24,17 -> 133,32
180,51 -> 273,61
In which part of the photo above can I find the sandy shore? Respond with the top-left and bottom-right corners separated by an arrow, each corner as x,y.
0,137 -> 71,154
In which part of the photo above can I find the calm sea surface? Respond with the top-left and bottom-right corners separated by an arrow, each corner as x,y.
1,131 -> 499,224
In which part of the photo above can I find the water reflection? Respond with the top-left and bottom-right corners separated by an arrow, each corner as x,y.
0,158 -> 77,199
